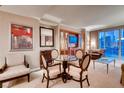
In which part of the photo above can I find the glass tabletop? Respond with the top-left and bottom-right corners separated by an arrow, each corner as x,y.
55,55 -> 77,61
94,57 -> 115,64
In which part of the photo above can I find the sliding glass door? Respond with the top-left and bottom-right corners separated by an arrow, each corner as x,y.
121,29 -> 124,60
99,32 -> 105,49
104,30 -> 119,58
98,29 -> 122,60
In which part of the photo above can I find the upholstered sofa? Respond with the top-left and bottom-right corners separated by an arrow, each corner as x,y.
88,49 -> 105,60
0,54 -> 30,88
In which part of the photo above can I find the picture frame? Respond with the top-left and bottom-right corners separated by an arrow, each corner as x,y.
11,24 -> 33,51
39,27 -> 54,47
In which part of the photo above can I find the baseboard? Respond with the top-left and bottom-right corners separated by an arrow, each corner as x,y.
30,67 -> 41,73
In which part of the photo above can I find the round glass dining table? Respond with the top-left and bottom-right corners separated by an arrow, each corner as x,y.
55,55 -> 77,83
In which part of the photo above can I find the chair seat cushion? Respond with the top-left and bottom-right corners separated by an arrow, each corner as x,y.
43,65 -> 61,78
0,65 -> 30,81
68,60 -> 80,67
69,66 -> 88,80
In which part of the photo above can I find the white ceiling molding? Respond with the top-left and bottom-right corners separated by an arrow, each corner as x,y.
60,24 -> 81,32
40,20 -> 59,26
32,15 -> 60,26
84,25 -> 107,31
41,14 -> 62,24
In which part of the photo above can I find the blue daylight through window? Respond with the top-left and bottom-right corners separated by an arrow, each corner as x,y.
98,29 -> 124,60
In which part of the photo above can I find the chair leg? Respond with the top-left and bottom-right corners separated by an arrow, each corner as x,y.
46,76 -> 49,88
42,73 -> 45,83
59,64 -> 61,73
80,79 -> 83,88
86,75 -> 90,86
68,65 -> 70,72
80,73 -> 83,88
28,74 -> 30,82
0,82 -> 2,88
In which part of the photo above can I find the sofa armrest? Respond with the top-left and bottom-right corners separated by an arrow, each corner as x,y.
0,63 -> 7,74
24,61 -> 29,68
24,55 -> 29,68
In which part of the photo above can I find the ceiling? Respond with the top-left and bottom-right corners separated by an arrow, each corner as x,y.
1,5 -> 124,31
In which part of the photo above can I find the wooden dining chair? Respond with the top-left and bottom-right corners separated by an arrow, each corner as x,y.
68,49 -> 85,72
41,52 -> 61,88
68,54 -> 91,88
51,49 -> 59,63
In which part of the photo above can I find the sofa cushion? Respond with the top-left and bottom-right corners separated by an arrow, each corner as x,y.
6,54 -> 24,67
0,65 -> 30,81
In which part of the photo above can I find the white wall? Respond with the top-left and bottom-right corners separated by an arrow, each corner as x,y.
85,31 -> 90,51
0,11 -> 62,69
0,11 -> 42,68
0,10 -> 86,69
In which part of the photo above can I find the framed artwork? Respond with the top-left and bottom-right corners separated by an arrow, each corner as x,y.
11,24 -> 33,51
40,27 -> 54,47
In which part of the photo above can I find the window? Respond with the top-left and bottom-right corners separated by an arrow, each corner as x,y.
104,29 -> 119,58
120,29 -> 124,60
98,28 -> 124,60
99,32 -> 105,49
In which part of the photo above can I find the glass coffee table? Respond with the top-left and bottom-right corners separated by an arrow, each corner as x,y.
93,57 -> 115,74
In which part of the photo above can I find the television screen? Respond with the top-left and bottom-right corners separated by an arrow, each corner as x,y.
69,35 -> 78,44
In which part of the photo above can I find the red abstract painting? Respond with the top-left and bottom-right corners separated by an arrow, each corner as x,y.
11,24 -> 33,50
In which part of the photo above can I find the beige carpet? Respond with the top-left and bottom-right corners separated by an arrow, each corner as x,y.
2,61 -> 124,88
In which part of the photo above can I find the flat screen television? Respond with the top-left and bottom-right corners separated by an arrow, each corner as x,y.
68,35 -> 78,47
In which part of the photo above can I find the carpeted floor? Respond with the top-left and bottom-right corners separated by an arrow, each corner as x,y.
2,61 -> 124,88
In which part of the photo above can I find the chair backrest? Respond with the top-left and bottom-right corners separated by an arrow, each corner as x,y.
51,49 -> 59,59
6,54 -> 24,67
81,54 -> 91,71
75,49 -> 83,59
41,55 -> 47,68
